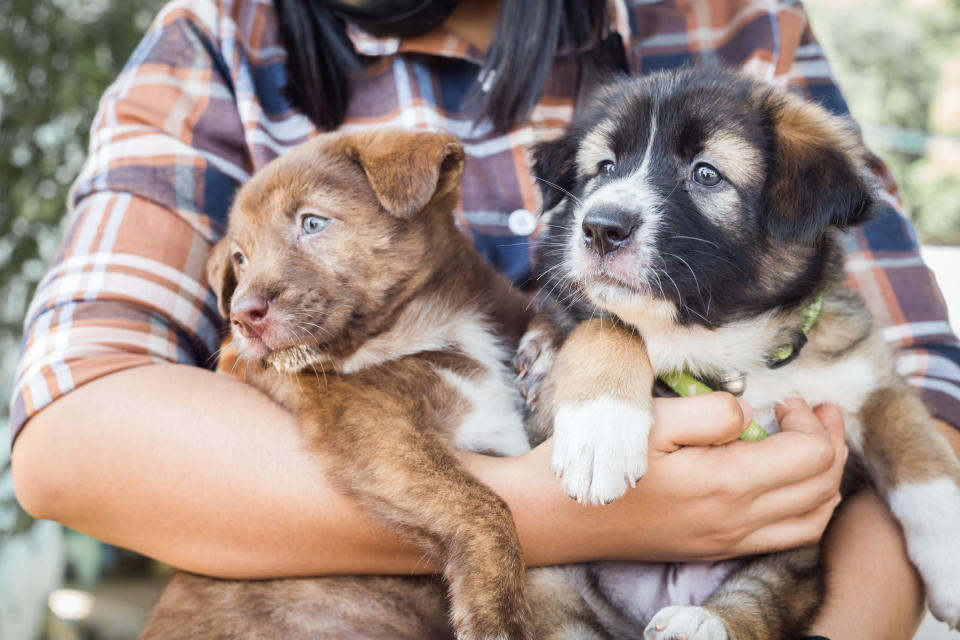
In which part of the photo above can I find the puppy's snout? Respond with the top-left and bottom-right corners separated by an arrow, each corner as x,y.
231,294 -> 270,338
581,209 -> 637,257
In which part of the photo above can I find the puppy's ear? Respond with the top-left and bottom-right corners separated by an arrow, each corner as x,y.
205,236 -> 237,319
531,131 -> 581,212
345,130 -> 465,218
764,94 -> 875,245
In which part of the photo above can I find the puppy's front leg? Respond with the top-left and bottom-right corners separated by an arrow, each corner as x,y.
544,317 -> 655,505
299,375 -> 534,640
859,380 -> 960,628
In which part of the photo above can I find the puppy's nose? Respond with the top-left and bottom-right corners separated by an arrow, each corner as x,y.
581,209 -> 637,257
231,294 -> 270,338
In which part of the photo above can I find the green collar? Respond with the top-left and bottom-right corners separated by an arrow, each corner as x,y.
659,297 -> 823,441
769,296 -> 823,367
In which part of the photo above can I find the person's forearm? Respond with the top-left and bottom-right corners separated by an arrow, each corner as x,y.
12,363 -> 845,577
9,363 -> 632,576
12,364 -> 433,578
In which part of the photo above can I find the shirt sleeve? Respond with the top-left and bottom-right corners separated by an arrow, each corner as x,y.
9,0 -> 250,444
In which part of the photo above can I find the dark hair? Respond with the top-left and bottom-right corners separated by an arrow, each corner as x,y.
274,0 -> 628,132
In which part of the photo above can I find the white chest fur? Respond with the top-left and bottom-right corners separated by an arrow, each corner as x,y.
641,315 -> 877,440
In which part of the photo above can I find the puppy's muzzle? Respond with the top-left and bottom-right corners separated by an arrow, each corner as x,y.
231,294 -> 270,339
581,208 -> 636,257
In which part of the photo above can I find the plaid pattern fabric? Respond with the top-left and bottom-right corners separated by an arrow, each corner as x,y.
11,0 -> 960,442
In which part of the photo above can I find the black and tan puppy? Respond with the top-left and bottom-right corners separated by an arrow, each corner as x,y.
521,68 -> 960,638
141,129 -> 536,639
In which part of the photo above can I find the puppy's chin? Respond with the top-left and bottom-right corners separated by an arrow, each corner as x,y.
265,343 -> 326,374
587,285 -> 679,331
234,333 -> 325,373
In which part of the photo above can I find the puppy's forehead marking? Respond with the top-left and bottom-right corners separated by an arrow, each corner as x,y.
702,131 -> 762,186
576,119 -> 616,176
637,106 -> 659,180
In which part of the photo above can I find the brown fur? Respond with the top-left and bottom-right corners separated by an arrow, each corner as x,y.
143,129 -> 536,639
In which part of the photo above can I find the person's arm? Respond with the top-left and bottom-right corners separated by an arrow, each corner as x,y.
13,367 -> 844,578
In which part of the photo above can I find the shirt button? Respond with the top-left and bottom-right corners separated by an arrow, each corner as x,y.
507,208 -> 537,236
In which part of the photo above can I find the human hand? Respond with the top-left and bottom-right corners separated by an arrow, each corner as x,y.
523,393 -> 847,563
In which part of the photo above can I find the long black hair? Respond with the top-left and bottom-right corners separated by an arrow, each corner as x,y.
273,0 -> 628,132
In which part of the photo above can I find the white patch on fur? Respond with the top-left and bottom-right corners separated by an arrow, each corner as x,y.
551,398 -> 652,505
742,356 -> 877,415
440,367 -> 529,457
644,606 -> 728,640
887,479 -> 960,628
340,297 -> 530,457
637,311 -> 785,377
443,315 -> 530,457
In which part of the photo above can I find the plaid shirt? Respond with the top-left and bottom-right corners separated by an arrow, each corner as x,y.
11,0 -> 960,442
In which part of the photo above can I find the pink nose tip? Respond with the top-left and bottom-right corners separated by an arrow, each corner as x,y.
231,295 -> 269,338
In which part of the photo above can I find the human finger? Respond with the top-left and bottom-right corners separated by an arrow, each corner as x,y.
724,398 -> 842,493
649,393 -> 753,453
745,458 -> 844,532
732,493 -> 842,557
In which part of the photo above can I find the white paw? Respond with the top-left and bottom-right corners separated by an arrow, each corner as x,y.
887,478 -> 960,628
551,399 -> 652,505
644,606 -> 728,640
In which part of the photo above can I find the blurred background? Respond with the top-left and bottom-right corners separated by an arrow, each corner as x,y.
1,0 -> 958,638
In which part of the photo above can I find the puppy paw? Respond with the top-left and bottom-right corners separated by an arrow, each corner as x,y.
450,569 -> 535,640
551,398 -> 652,505
452,602 -> 534,640
914,537 -> 960,629
887,478 -> 960,628
644,606 -> 728,640
514,321 -> 561,407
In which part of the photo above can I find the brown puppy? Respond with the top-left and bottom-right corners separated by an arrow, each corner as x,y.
519,68 -> 960,638
141,129 -> 535,639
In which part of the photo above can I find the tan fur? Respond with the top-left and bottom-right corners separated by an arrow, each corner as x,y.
527,317 -> 654,446
143,130 -> 536,639
701,131 -> 763,187
575,119 -> 617,178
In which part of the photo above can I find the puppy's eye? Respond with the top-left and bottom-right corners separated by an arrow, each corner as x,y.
692,163 -> 722,187
597,160 -> 616,176
301,214 -> 330,235
233,251 -> 247,269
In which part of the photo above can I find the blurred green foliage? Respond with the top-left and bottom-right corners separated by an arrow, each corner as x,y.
806,0 -> 960,244
0,0 -> 167,429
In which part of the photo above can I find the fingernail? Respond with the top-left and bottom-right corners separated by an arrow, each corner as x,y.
737,398 -> 752,424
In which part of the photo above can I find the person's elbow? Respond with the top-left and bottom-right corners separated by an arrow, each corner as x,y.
11,410 -> 69,522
